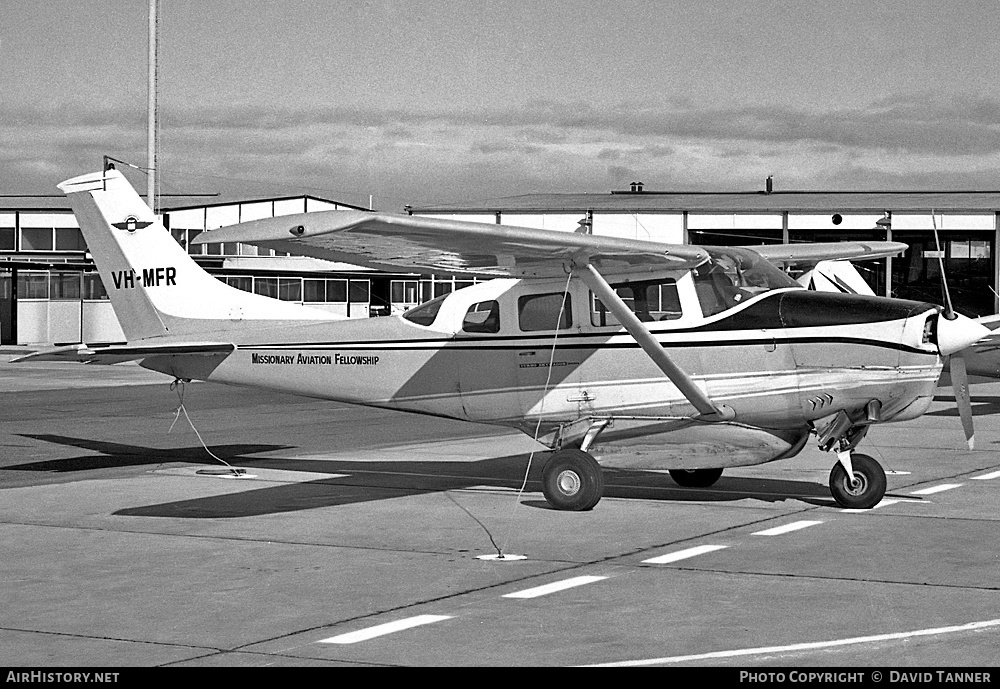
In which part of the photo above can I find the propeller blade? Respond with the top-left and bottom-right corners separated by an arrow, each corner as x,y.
950,352 -> 975,450
931,211 -> 976,448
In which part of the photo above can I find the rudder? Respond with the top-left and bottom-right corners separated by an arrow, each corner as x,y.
59,170 -> 336,341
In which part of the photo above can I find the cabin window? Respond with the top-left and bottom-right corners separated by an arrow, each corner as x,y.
462,300 -> 500,333
518,293 -> 572,332
403,294 -> 448,326
591,278 -> 681,326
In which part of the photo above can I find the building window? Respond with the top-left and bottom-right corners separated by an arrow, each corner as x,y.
50,273 -> 81,300
54,228 -> 87,252
17,272 -> 49,299
0,227 -> 14,251
892,231 -> 996,317
20,227 -> 54,251
184,229 -> 204,255
303,279 -> 325,303
253,277 -> 278,299
278,278 -> 302,302
349,280 -> 370,303
83,274 -> 109,300
390,280 -> 419,306
303,279 -> 348,303
225,276 -> 253,293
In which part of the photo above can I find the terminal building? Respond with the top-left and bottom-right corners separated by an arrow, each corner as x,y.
0,187 -> 479,345
410,182 -> 1000,319
3,179 -> 1000,345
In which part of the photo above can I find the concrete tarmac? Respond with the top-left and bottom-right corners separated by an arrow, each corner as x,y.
1,357 -> 998,667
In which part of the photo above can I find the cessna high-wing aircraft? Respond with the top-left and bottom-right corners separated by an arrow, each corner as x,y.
14,169 -> 991,512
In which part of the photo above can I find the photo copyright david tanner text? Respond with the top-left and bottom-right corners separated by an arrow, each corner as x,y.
740,671 -> 992,683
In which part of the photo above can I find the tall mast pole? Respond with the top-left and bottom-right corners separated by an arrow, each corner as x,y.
146,0 -> 158,209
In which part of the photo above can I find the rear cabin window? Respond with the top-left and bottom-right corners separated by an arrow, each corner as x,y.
518,293 -> 572,332
462,300 -> 500,333
591,278 -> 682,326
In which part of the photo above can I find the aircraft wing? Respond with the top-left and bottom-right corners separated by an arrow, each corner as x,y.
752,241 -> 908,267
195,211 -> 710,278
11,342 -> 235,365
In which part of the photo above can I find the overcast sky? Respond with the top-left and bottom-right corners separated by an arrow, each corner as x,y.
3,0 -> 1000,210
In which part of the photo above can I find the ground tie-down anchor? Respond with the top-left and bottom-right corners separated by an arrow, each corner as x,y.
169,378 -> 251,479
477,553 -> 528,562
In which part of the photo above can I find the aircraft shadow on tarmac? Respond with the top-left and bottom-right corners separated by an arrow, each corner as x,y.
10,434 -> 292,472
10,433 -> 846,518
928,394 -> 1000,418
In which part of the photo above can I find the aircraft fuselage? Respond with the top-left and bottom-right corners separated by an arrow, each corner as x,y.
142,278 -> 943,471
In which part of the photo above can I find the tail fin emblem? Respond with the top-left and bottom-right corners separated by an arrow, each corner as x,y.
112,216 -> 153,233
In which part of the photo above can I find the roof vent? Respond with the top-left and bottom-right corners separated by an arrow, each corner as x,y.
765,175 -> 773,194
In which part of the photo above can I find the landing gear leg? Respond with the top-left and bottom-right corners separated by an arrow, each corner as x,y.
541,449 -> 604,511
829,452 -> 886,509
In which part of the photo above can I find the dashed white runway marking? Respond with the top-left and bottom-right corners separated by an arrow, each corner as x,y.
502,575 -> 607,599
910,483 -> 963,495
752,520 -> 823,536
642,545 -> 729,564
581,618 -> 1000,667
842,498 -> 902,513
971,470 -> 1000,480
319,615 -> 452,644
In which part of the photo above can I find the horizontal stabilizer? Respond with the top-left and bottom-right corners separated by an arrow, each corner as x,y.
11,341 -> 235,365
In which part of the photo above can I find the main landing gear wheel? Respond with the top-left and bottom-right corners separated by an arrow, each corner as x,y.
668,468 -> 724,488
541,449 -> 604,511
829,453 -> 886,509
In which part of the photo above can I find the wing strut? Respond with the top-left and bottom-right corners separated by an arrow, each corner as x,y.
575,263 -> 735,422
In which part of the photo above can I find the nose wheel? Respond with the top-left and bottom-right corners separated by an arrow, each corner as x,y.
668,468 -> 724,488
829,452 -> 886,509
541,449 -> 604,511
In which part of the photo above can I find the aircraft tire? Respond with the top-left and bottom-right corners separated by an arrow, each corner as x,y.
668,468 -> 724,488
829,453 -> 886,509
541,449 -> 604,511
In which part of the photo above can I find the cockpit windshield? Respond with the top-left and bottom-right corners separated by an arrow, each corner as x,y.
402,294 -> 448,326
693,247 -> 801,317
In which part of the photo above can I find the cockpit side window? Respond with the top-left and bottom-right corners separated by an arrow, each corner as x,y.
694,263 -> 742,317
518,292 -> 572,332
591,278 -> 682,326
402,294 -> 448,326
462,300 -> 500,333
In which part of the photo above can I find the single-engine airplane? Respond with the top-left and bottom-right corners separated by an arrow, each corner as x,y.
14,169 -> 991,511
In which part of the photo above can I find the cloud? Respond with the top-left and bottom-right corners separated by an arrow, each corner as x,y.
3,95 -> 1000,208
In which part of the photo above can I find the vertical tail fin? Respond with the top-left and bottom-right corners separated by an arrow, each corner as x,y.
59,170 -> 336,341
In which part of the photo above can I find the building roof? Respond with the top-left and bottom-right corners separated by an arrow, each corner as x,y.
0,192 -> 365,213
411,190 -> 1000,214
